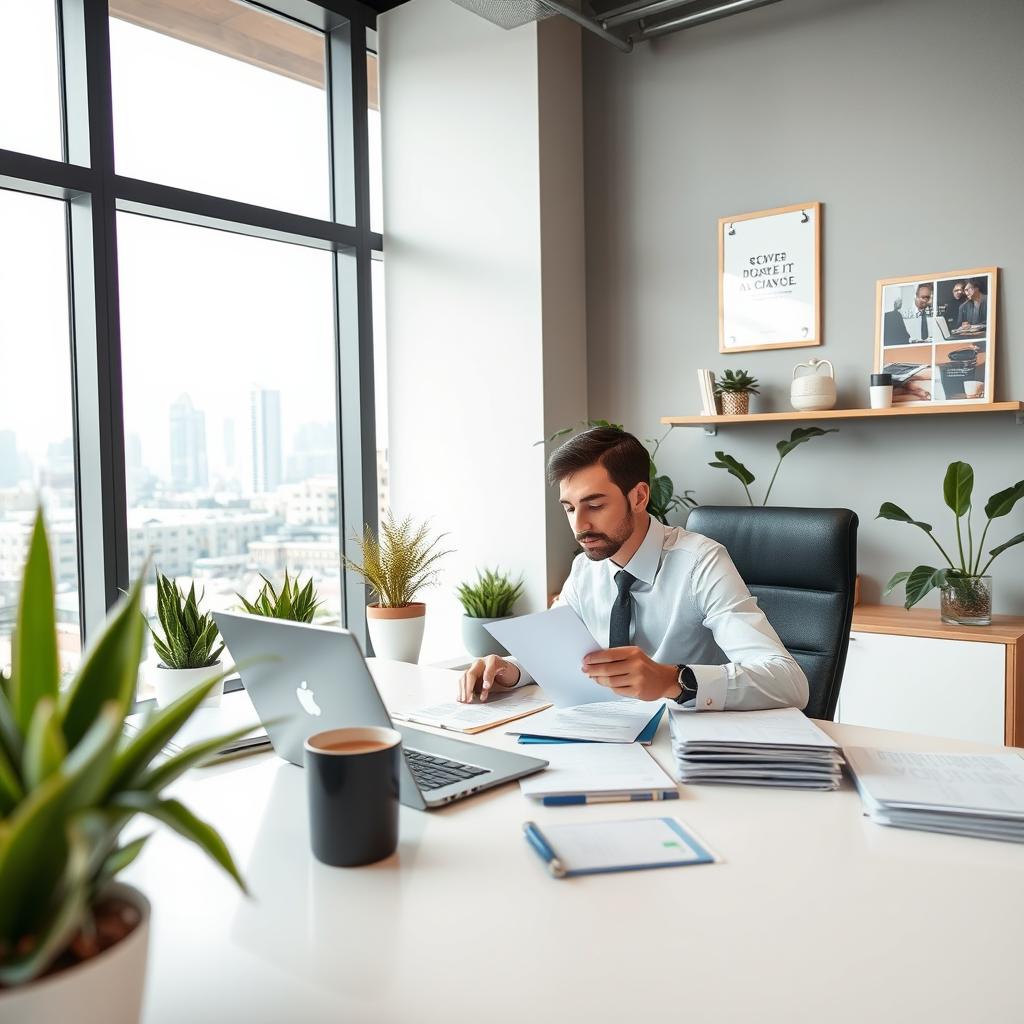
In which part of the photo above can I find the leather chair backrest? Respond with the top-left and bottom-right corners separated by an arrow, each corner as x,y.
685,506 -> 858,720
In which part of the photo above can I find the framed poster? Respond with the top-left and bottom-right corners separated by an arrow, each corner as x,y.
874,266 -> 997,406
718,202 -> 821,354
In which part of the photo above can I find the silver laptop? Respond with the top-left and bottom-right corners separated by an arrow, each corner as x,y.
213,612 -> 547,809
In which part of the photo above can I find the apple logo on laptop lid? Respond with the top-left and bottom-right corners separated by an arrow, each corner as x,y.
296,680 -> 322,717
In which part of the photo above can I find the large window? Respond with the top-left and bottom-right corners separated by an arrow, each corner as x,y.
117,215 -> 341,621
0,190 -> 80,675
0,0 -> 382,673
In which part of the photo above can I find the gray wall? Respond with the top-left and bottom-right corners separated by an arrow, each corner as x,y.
583,0 -> 1024,612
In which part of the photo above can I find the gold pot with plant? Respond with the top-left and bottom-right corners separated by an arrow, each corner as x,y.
714,369 -> 760,415
343,512 -> 452,663
0,512 -> 247,1023
879,461 -> 1024,626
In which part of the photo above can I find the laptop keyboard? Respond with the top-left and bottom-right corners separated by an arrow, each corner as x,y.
404,748 -> 488,791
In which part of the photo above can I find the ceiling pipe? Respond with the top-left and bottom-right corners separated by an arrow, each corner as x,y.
539,0 -> 634,50
601,0 -> 705,30
642,0 -> 782,38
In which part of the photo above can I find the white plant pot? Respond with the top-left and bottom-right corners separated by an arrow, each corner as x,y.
0,883 -> 150,1024
461,615 -> 512,658
366,603 -> 426,663
152,661 -> 224,708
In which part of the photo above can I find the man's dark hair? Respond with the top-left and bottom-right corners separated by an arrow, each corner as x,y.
968,277 -> 987,293
916,282 -> 932,295
546,426 -> 650,496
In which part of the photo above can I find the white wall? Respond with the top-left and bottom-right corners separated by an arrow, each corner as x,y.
379,0 -> 587,660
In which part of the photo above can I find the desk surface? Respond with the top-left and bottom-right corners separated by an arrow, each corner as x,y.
126,662 -> 1024,1024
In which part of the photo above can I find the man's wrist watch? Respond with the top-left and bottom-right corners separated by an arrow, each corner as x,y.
673,664 -> 697,705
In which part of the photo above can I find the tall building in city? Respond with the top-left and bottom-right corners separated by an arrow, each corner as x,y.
169,394 -> 208,490
250,387 -> 282,494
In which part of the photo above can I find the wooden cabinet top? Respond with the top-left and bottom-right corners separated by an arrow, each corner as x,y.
851,604 -> 1024,644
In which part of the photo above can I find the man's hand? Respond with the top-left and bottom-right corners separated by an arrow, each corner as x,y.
457,655 -> 521,703
582,647 -> 679,701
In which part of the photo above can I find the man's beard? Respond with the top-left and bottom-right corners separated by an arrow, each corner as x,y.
576,506 -> 634,561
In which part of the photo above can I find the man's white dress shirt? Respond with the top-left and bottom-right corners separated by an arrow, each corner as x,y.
511,516 -> 809,711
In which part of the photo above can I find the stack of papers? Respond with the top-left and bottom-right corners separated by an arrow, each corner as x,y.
507,700 -> 663,744
844,747 -> 1024,843
519,742 -> 678,805
668,707 -> 843,789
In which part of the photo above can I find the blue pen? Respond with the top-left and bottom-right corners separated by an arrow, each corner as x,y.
522,821 -> 566,877
540,791 -> 680,806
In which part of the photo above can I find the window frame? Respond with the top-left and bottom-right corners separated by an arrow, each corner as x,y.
0,0 -> 382,646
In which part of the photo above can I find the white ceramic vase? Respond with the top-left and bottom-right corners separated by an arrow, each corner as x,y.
152,661 -> 224,708
790,358 -> 837,411
366,603 -> 426,663
0,884 -> 150,1024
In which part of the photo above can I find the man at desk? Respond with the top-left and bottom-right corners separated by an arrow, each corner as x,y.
458,427 -> 808,711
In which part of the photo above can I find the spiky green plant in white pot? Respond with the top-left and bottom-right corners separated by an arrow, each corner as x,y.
0,512 -> 248,1023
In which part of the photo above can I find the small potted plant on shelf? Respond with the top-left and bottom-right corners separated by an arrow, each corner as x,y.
456,567 -> 524,658
0,512 -> 247,1024
878,461 -> 1024,625
148,570 -> 225,708
238,570 -> 322,623
343,512 -> 452,663
714,369 -> 760,415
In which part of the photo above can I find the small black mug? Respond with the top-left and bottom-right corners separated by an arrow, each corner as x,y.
304,726 -> 402,867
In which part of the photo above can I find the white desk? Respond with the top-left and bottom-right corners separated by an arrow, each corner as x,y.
126,661 -> 1024,1024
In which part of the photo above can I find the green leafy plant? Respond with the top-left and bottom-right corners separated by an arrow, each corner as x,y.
713,369 -> 760,396
539,419 -> 698,525
238,570 -> 322,623
148,570 -> 223,670
343,512 -> 452,608
0,512 -> 247,987
878,461 -> 1024,609
708,427 -> 838,505
456,568 -> 524,619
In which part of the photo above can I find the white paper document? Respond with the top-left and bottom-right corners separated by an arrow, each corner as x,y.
844,747 -> 1024,817
519,742 -> 677,799
668,706 -> 839,749
484,605 -> 623,708
390,691 -> 550,734
506,699 -> 659,743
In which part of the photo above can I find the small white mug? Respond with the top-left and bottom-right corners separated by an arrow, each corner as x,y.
964,380 -> 983,398
870,385 -> 893,409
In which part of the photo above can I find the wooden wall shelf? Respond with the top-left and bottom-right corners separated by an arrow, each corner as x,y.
662,401 -> 1024,436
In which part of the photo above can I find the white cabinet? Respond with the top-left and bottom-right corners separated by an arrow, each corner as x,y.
837,630 -> 1005,745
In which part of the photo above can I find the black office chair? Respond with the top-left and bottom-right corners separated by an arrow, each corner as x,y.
684,505 -> 858,720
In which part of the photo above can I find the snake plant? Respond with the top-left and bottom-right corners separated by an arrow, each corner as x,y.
149,570 -> 223,669
456,568 -> 524,618
238,570 -> 322,622
0,511 -> 247,987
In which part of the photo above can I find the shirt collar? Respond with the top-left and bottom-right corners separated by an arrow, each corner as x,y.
609,515 -> 665,587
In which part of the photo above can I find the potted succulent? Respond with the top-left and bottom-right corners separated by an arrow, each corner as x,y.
708,427 -> 838,505
714,369 -> 760,415
148,570 -> 225,708
238,570 -> 322,623
0,512 -> 247,1023
456,568 -> 524,658
879,461 -> 1024,626
343,512 -> 452,663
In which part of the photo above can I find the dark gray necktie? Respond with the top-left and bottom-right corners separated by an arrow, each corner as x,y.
609,570 -> 637,648
920,313 -> 928,340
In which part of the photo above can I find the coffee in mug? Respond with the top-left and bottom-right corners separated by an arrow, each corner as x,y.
305,726 -> 402,867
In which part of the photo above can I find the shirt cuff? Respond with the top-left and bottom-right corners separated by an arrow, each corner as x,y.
506,657 -> 533,688
690,664 -> 728,710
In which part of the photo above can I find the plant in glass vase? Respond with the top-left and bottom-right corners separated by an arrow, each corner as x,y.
714,369 -> 760,415
878,461 -> 1024,625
